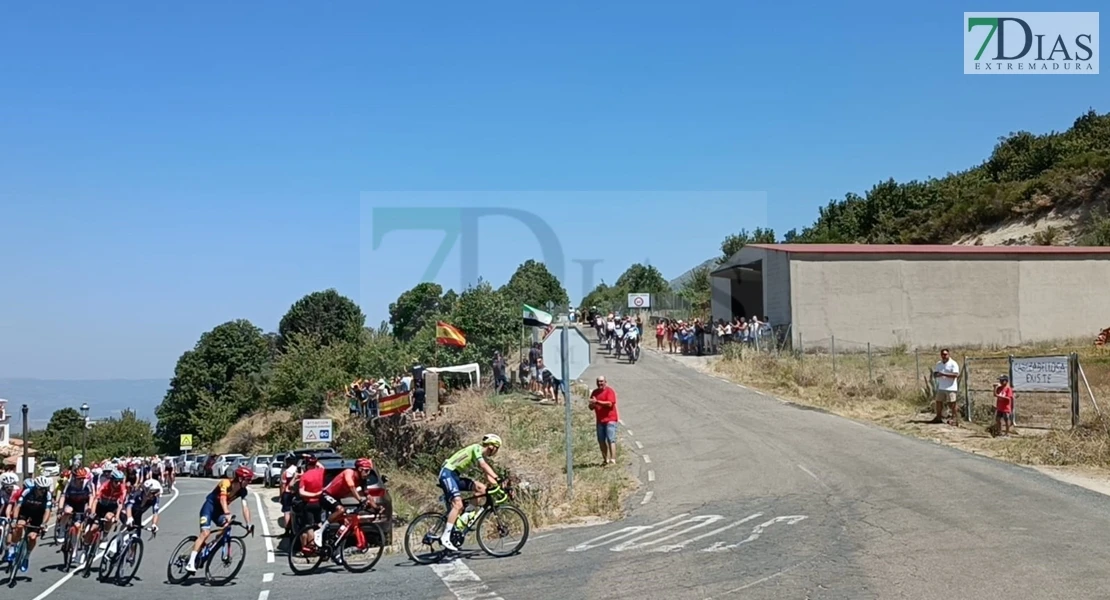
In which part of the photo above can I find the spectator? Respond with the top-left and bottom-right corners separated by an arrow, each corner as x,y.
931,348 -> 961,426
412,379 -> 427,419
588,376 -> 619,465
528,343 -> 542,393
492,352 -> 508,394
655,320 -> 666,349
518,358 -> 530,391
994,375 -> 1014,436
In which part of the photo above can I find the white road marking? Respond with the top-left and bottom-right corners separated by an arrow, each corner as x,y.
32,484 -> 181,600
653,513 -> 763,553
566,514 -> 690,552
430,559 -> 505,600
702,515 -> 808,552
640,491 -> 653,505
647,470 -> 655,482
705,562 -> 805,598
626,429 -> 634,436
259,591 -> 271,600
610,515 -> 725,552
797,465 -> 830,490
635,441 -> 644,449
618,419 -> 625,425
263,572 -> 274,583
252,487 -> 275,563
643,454 -> 651,464
532,534 -> 552,541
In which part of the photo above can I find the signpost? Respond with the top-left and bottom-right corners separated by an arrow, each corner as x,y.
1010,356 -> 1070,391
627,293 -> 650,309
301,419 -> 333,444
179,434 -> 193,451
543,321 -> 592,498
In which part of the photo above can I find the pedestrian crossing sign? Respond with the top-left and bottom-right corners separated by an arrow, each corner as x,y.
180,434 -> 193,450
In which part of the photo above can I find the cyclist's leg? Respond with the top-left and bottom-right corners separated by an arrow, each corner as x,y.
437,469 -> 470,548
25,512 -> 44,552
189,503 -> 218,570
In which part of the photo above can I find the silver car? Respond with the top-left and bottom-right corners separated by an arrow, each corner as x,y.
247,455 -> 271,483
213,454 -> 244,478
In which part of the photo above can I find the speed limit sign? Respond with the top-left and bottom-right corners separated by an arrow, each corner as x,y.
627,293 -> 650,309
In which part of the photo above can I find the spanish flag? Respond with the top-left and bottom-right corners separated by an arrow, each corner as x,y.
378,391 -> 412,418
436,321 -> 467,347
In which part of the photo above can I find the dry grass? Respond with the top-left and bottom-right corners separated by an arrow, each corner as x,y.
214,409 -> 295,454
714,341 -> 1110,469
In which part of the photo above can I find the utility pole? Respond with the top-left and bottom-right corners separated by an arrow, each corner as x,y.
21,404 -> 29,479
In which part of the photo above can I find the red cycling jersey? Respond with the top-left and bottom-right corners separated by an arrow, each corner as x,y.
322,468 -> 359,499
97,481 -> 128,504
299,467 -> 325,505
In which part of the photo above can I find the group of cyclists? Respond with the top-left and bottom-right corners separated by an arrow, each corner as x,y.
594,312 -> 643,361
0,456 -> 169,574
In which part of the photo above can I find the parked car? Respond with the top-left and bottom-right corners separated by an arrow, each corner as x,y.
247,455 -> 271,483
202,455 -> 217,477
288,456 -> 393,546
266,453 -> 288,487
212,454 -> 244,478
39,461 -> 61,477
177,453 -> 197,476
192,454 -> 208,477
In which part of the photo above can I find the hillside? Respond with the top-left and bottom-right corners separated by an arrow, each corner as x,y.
789,109 -> 1110,247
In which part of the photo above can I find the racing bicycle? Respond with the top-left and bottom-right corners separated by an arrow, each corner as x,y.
404,480 -> 529,564
166,517 -> 253,586
5,524 -> 43,588
99,520 -> 154,585
287,499 -> 386,575
76,515 -> 117,578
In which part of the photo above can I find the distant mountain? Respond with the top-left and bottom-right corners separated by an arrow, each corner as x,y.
669,257 -> 719,290
0,379 -> 168,429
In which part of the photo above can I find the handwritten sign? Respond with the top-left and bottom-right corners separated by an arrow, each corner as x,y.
1011,356 -> 1070,391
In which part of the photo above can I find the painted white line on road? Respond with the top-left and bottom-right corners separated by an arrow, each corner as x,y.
263,572 -> 274,583
252,488 -> 275,563
259,591 -> 271,600
705,562 -> 805,599
610,515 -> 725,552
643,454 -> 651,464
430,559 -> 505,600
626,429 -> 634,436
32,484 -> 181,600
618,419 -> 625,425
652,513 -> 762,553
566,515 -> 690,552
532,534 -> 552,541
640,491 -> 653,505
702,515 -> 808,552
797,465 -> 831,490
635,440 -> 644,449
647,470 -> 655,482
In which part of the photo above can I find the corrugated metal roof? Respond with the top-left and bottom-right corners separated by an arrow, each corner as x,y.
748,244 -> 1110,255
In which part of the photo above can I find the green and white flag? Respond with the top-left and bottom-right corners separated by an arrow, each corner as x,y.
522,304 -> 553,328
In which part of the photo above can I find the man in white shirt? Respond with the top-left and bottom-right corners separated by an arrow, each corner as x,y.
931,348 -> 961,425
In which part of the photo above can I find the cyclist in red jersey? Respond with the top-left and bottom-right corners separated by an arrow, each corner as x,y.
320,458 -> 377,526
294,455 -> 325,550
86,470 -> 128,549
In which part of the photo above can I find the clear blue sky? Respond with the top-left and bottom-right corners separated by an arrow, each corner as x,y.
1,1 -> 1104,380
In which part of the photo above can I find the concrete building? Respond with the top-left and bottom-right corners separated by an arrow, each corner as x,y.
0,399 -> 9,446
710,244 -> 1110,349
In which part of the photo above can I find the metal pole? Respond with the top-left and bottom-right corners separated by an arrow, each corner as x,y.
1008,355 -> 1016,427
867,343 -> 873,381
915,349 -> 920,386
562,320 -> 573,498
831,336 -> 836,380
21,405 -> 29,479
1071,353 -> 1080,428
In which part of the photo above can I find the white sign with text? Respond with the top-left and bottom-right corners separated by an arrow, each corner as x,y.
1011,356 -> 1070,391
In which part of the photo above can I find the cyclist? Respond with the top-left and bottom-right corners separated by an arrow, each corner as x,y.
84,469 -> 128,564
0,466 -> 17,512
56,467 -> 95,554
164,457 -> 176,489
186,466 -> 254,573
437,434 -> 502,551
624,318 -> 639,358
294,455 -> 324,550
151,457 -> 163,484
318,458 -> 378,533
123,479 -> 162,533
7,477 -> 53,572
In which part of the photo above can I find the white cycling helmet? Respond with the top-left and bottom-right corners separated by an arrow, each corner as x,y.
0,472 -> 18,488
143,479 -> 163,494
34,475 -> 50,488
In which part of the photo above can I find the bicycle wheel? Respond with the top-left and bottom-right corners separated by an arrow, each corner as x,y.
82,530 -> 101,577
338,521 -> 385,573
116,536 -> 143,585
165,536 -> 197,584
6,541 -> 24,588
287,524 -> 326,575
97,537 -> 116,582
63,525 -> 80,571
475,505 -> 529,557
204,537 -> 246,586
403,512 -> 448,565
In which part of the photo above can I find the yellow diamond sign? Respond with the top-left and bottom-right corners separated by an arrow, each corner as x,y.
179,434 -> 193,450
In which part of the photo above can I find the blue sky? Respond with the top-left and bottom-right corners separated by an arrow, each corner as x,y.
0,1 -> 1104,380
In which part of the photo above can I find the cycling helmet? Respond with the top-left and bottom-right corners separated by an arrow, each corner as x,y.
75,467 -> 89,479
0,472 -> 18,488
354,458 -> 373,470
62,469 -> 72,479
481,434 -> 503,448
303,454 -> 318,465
234,466 -> 253,482
34,475 -> 50,488
111,469 -> 126,481
143,479 -> 163,494
23,478 -> 35,488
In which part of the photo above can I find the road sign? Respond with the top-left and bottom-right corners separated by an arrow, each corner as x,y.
627,293 -> 650,308
179,434 -> 193,450
302,419 -> 333,443
542,325 -> 592,382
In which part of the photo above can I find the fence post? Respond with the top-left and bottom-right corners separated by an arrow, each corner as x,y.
831,335 -> 836,380
963,355 -> 970,422
867,342 -> 873,381
1071,352 -> 1080,428
915,348 -> 920,385
1008,355 -> 1016,427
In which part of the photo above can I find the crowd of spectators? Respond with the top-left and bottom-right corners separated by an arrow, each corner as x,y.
652,315 -> 775,356
343,373 -> 429,419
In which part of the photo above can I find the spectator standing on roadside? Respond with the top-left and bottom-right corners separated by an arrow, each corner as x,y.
588,376 -> 619,465
492,352 -> 507,394
931,348 -> 961,426
528,343 -> 541,393
994,375 -> 1014,436
655,320 -> 666,350
412,379 -> 427,419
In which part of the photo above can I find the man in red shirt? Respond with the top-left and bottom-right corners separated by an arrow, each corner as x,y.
994,374 -> 1014,436
588,376 -> 619,465
295,455 -> 325,551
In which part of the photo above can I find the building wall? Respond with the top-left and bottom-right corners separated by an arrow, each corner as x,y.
763,250 -> 792,327
710,275 -> 732,323
788,254 -> 1110,349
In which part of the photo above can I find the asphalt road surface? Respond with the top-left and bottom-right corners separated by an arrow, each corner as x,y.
24,336 -> 1110,600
